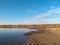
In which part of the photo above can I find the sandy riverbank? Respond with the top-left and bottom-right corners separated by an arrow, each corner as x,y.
24,28 -> 60,45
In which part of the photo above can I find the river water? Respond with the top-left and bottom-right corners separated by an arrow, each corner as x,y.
0,28 -> 37,45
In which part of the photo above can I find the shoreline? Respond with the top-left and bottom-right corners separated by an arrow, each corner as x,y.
24,28 -> 60,45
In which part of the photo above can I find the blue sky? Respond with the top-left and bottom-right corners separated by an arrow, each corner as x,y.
0,0 -> 60,24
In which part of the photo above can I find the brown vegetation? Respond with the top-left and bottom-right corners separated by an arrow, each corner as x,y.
0,24 -> 60,28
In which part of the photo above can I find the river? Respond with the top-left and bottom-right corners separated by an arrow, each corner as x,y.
0,28 -> 37,45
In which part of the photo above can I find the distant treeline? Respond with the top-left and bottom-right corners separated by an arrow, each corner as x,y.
0,24 -> 60,28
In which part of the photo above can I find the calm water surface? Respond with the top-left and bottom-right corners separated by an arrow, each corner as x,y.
0,28 -> 37,45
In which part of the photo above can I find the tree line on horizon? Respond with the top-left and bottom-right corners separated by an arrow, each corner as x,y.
0,24 -> 60,28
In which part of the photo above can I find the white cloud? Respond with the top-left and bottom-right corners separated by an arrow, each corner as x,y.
50,6 -> 55,9
27,10 -> 31,13
23,8 -> 60,24
33,11 -> 38,13
48,0 -> 57,4
27,10 -> 38,13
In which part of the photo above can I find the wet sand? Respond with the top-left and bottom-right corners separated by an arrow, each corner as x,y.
24,28 -> 60,45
